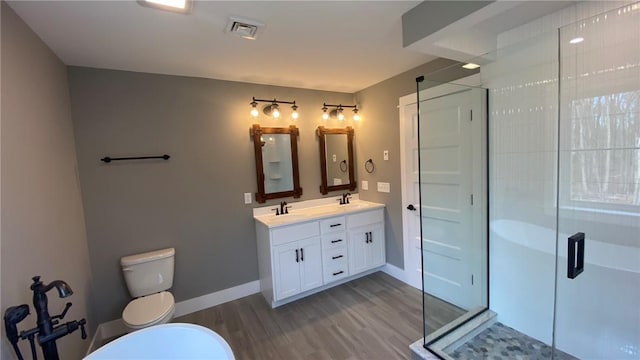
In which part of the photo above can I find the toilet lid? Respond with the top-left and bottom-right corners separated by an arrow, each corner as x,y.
123,291 -> 174,327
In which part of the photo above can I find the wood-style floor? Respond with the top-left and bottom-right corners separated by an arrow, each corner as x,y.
175,272 -> 464,360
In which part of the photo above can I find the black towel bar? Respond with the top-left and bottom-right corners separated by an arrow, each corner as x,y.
100,154 -> 170,163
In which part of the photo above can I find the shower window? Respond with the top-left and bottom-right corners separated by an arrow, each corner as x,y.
567,90 -> 640,209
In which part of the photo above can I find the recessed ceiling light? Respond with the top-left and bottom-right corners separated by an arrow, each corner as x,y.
462,63 -> 480,70
569,37 -> 584,44
138,0 -> 192,14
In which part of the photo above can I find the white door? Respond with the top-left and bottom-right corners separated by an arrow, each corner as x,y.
298,237 -> 323,291
273,241 -> 302,300
421,89 -> 474,310
401,84 -> 485,310
399,101 -> 423,289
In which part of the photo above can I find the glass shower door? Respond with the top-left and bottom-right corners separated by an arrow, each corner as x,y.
555,3 -> 640,359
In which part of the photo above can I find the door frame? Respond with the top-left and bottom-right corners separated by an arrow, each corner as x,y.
399,74 -> 488,303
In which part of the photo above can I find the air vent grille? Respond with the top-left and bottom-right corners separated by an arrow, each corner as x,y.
226,17 -> 263,40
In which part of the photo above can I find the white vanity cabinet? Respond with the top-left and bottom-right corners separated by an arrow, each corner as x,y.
320,216 -> 349,284
268,222 -> 323,302
255,200 -> 385,308
347,209 -> 385,274
273,236 -> 323,300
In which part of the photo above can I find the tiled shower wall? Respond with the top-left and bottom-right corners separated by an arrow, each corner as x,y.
485,0 -> 637,352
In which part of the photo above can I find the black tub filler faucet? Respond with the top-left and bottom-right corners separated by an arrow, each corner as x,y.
3,276 -> 87,360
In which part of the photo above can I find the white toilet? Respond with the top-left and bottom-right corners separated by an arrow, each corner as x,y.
120,248 -> 176,331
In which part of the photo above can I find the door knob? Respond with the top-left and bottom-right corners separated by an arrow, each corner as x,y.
407,204 -> 417,211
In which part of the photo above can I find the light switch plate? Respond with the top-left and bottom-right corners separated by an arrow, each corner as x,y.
362,180 -> 368,190
377,182 -> 390,193
244,192 -> 252,204
383,150 -> 389,161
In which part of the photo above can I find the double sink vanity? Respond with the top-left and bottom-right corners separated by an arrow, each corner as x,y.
254,195 -> 385,308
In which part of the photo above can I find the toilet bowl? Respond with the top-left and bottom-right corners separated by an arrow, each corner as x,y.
120,248 -> 176,331
122,291 -> 175,330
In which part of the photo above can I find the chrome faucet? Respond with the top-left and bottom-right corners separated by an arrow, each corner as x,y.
4,276 -> 87,360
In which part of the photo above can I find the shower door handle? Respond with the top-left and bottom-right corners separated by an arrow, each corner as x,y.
567,232 -> 585,279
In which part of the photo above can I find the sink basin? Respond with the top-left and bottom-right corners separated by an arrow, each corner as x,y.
338,202 -> 371,210
265,213 -> 307,224
84,323 -> 234,359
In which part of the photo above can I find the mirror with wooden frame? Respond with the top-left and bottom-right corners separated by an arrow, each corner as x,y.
250,124 -> 303,203
317,126 -> 356,195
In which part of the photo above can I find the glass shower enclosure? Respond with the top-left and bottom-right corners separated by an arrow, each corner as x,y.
415,2 -> 640,359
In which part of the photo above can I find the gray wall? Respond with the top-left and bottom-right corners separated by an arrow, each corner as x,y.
67,67 -> 354,324
1,3 -> 94,359
355,58 -> 476,268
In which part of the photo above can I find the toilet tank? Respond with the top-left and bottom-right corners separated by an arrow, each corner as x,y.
121,248 -> 175,298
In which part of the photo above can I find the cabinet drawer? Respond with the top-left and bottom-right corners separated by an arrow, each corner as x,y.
323,246 -> 348,265
272,221 -> 319,246
324,264 -> 349,283
347,209 -> 383,229
321,232 -> 347,249
320,216 -> 346,234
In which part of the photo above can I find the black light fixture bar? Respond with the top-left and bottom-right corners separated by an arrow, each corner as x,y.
322,103 -> 357,109
252,97 -> 296,105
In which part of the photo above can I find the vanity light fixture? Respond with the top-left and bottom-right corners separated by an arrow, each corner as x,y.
352,108 -> 361,121
137,0 -> 193,14
321,103 -> 361,121
250,97 -> 298,120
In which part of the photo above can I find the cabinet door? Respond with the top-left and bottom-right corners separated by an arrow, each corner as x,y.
273,241 -> 302,300
367,225 -> 386,268
349,224 -> 386,274
299,236 -> 323,291
348,227 -> 370,274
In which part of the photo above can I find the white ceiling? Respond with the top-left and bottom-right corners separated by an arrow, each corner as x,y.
7,0 -> 438,93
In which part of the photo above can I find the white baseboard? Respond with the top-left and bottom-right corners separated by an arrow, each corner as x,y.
87,280 -> 261,355
174,280 -> 260,317
382,263 -> 409,284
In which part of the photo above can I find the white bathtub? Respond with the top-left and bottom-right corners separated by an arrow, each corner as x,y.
85,323 -> 235,359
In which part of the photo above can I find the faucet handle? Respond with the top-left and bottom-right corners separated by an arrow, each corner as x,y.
52,302 -> 72,321
271,207 -> 280,216
79,319 -> 87,339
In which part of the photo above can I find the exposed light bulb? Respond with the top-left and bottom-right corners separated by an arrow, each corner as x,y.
250,101 -> 259,117
337,108 -> 345,121
271,103 -> 280,118
322,105 -> 329,121
353,112 -> 361,121
291,104 -> 299,120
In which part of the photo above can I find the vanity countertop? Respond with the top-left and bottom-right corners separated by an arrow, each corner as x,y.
254,199 -> 384,228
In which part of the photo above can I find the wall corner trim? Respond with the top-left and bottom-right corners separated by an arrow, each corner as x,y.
87,280 -> 261,355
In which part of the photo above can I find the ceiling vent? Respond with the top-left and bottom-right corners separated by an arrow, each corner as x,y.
226,17 -> 264,40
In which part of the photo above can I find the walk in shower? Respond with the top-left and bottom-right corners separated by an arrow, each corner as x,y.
413,2 -> 640,359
